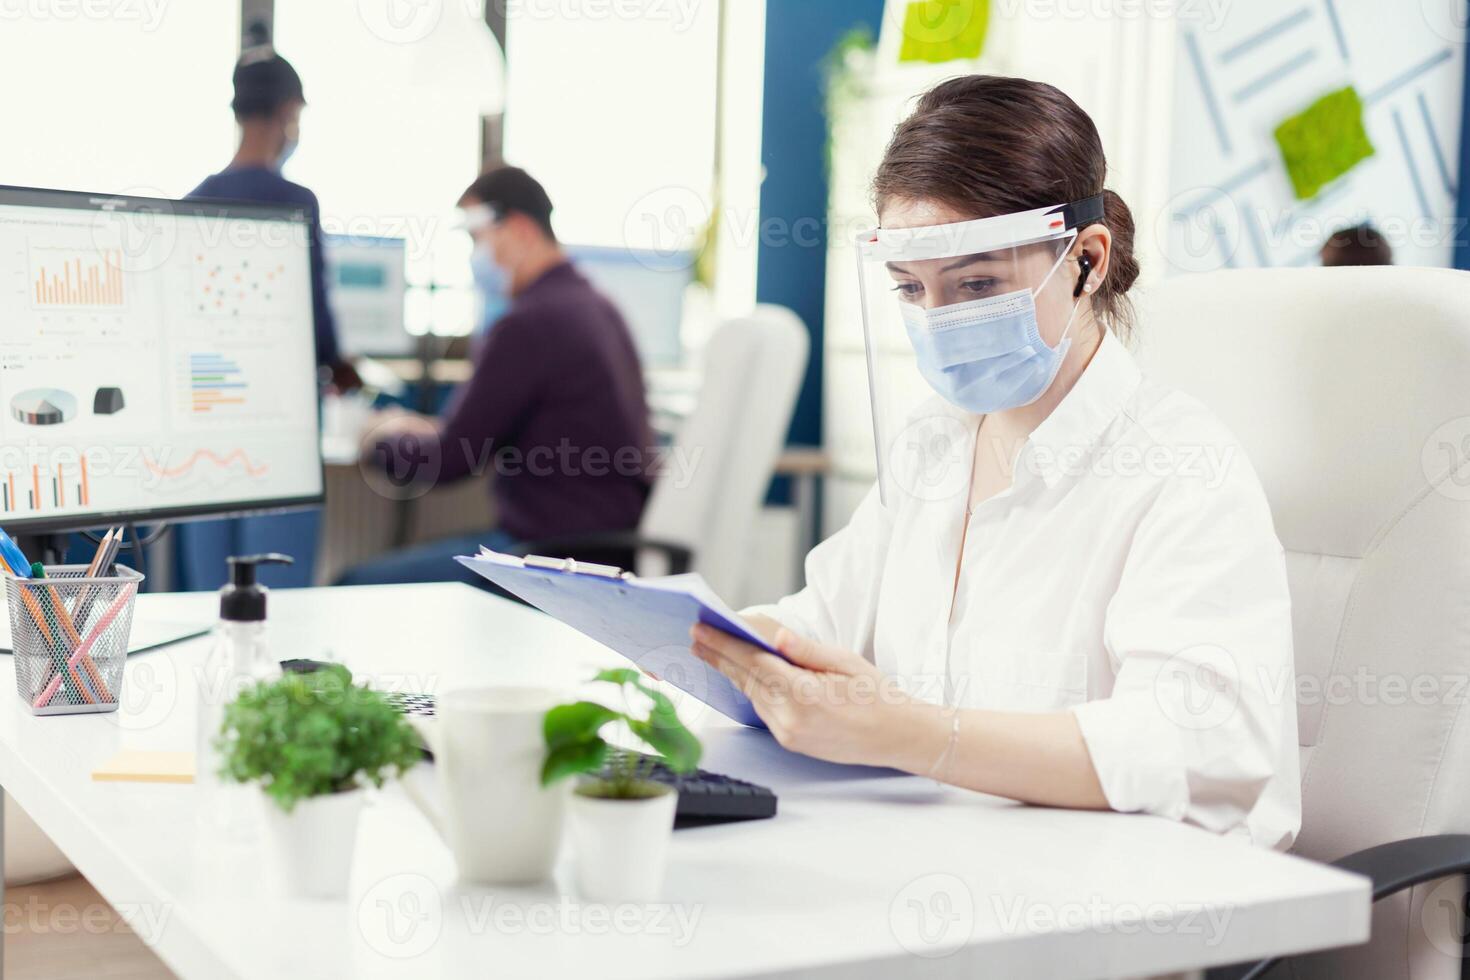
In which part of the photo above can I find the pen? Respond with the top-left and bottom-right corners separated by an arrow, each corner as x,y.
0,528 -> 31,580
0,528 -> 61,686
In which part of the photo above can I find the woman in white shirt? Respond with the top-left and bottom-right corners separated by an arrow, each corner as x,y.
691,75 -> 1301,848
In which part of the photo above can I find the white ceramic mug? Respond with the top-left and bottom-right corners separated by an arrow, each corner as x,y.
404,686 -> 570,884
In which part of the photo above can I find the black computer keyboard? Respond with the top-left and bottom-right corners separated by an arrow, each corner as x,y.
600,748 -> 777,827
383,691 -> 436,718
384,693 -> 778,828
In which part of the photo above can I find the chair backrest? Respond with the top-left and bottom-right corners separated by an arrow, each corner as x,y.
639,305 -> 809,598
1135,266 -> 1470,980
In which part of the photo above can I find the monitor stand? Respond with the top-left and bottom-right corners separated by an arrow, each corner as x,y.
5,530 -> 210,655
20,532 -> 69,568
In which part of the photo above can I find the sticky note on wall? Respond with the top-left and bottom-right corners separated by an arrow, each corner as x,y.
1274,86 -> 1376,201
898,0 -> 990,64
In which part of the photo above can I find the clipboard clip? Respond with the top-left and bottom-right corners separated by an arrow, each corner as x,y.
522,554 -> 634,580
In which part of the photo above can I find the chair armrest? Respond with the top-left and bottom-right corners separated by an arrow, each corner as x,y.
1331,834 -> 1470,899
1206,834 -> 1470,980
509,532 -> 694,575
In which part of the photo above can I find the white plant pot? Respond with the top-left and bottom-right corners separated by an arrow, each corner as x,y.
569,785 -> 678,903
262,788 -> 365,900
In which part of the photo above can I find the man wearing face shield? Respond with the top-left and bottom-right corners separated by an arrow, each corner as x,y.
338,167 -> 653,588
691,75 -> 1301,851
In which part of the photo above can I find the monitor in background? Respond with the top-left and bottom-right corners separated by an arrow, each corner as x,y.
323,234 -> 411,358
564,245 -> 692,369
0,185 -> 324,534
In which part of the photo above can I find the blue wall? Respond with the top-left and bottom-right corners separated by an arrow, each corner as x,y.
757,0 -> 887,460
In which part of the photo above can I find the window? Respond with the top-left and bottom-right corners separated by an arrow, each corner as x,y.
273,0 -> 504,335
503,2 -> 720,253
0,7 -> 238,198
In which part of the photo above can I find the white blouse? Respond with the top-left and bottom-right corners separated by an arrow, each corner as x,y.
751,330 -> 1301,848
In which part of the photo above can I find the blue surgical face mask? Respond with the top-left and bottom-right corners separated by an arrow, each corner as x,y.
899,253 -> 1082,414
470,243 -> 510,335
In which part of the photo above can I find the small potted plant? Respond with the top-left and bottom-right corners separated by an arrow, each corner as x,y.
215,664 -> 423,899
542,668 -> 701,902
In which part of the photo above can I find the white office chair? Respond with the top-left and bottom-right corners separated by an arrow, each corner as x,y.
516,305 -> 810,599
1135,266 -> 1470,980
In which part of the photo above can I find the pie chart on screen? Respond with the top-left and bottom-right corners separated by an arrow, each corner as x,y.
10,388 -> 78,426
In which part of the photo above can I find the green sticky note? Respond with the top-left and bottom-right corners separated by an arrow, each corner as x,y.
898,0 -> 990,64
1273,86 -> 1376,201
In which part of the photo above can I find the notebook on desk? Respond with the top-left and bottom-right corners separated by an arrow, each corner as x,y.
457,549 -> 785,728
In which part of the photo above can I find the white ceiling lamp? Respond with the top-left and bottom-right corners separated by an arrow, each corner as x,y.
403,0 -> 506,116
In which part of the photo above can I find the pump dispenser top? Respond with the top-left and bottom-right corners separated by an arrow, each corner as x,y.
220,554 -> 293,623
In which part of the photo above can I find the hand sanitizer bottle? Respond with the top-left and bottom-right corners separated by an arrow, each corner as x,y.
195,553 -> 293,842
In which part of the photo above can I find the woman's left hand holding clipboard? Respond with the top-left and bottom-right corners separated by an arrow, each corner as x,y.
690,622 -> 929,769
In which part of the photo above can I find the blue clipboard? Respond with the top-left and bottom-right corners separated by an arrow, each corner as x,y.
456,551 -> 782,728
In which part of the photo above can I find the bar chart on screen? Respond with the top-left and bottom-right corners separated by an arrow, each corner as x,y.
183,352 -> 247,414
28,246 -> 126,309
172,348 -> 303,428
0,459 -> 92,513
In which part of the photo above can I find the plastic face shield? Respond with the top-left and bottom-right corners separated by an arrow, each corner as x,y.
854,198 -> 1103,506
457,204 -> 502,233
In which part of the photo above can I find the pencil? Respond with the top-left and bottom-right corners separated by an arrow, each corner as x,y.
35,586 -> 133,709
71,528 -> 119,630
83,529 -> 114,577
29,566 -> 92,703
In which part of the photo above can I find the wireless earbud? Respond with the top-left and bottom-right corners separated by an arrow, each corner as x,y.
1073,252 -> 1094,299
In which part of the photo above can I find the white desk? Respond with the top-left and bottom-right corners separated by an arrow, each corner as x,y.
0,584 -> 1369,979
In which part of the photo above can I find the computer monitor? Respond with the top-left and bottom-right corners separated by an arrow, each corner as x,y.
564,245 -> 692,368
0,185 -> 324,534
323,233 -> 412,357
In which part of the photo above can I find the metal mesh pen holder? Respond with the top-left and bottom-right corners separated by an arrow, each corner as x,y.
6,565 -> 143,716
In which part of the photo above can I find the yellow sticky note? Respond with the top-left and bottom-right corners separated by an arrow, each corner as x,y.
92,750 -> 196,784
899,0 -> 990,64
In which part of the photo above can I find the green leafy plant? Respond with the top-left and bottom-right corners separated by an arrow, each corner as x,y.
541,668 -> 701,800
215,664 -> 423,813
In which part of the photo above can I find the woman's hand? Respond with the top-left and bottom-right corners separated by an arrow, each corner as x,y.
690,623 -> 941,769
690,624 -> 1109,807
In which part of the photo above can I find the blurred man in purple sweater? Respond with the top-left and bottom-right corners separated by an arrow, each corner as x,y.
340,167 -> 654,587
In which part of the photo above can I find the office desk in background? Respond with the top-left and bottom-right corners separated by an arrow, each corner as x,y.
0,584 -> 1368,979
318,422 -> 831,593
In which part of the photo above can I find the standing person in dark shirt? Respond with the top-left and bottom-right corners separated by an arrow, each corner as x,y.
189,28 -> 360,390
338,167 -> 654,588
173,29 -> 358,592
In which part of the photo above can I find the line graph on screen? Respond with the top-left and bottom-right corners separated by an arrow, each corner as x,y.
143,448 -> 271,488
